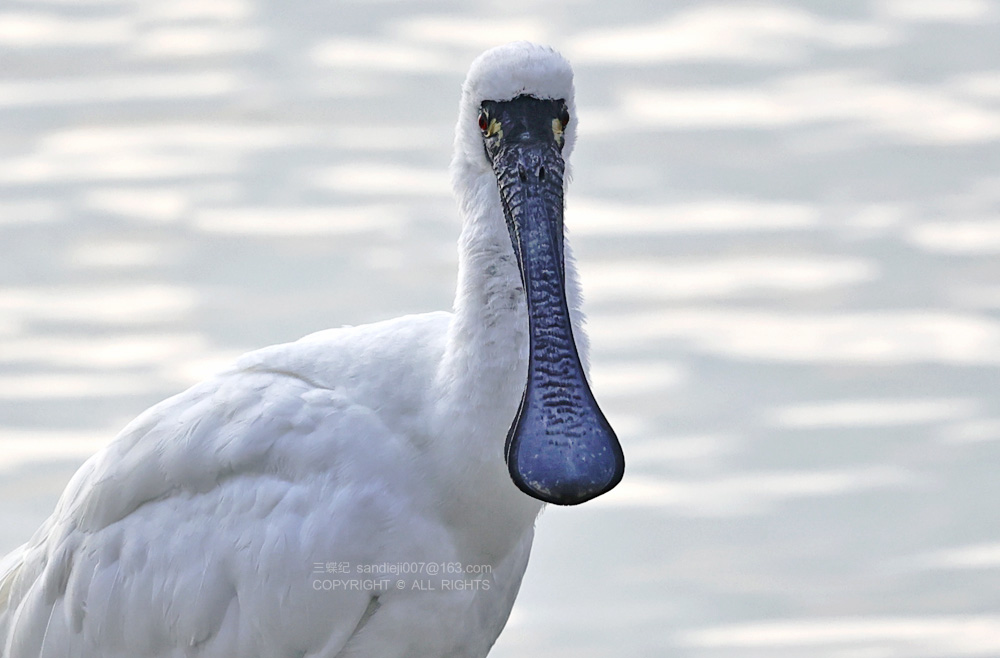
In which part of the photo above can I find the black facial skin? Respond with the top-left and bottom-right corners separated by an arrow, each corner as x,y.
480,96 -> 567,159
479,95 -> 625,506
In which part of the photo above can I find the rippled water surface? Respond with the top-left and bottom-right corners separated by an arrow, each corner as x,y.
2,1 -> 1000,656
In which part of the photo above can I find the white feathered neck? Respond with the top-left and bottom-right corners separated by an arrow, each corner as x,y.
437,42 -> 589,446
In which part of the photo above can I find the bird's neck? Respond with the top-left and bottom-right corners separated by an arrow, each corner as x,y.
431,164 -> 591,557
431,169 -> 538,557
439,165 -> 591,422
439,169 -> 530,440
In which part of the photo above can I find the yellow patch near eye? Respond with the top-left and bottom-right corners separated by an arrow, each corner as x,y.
552,118 -> 564,145
487,118 -> 503,138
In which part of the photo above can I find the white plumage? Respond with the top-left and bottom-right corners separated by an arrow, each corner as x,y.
0,42 -> 604,657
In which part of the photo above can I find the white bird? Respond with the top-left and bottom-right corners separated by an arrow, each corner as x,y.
0,42 -> 624,657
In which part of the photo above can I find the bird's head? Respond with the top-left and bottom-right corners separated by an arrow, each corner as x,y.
453,42 -> 577,177
452,43 -> 624,506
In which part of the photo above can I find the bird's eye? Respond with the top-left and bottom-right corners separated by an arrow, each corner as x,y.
478,112 -> 489,133
558,106 -> 570,128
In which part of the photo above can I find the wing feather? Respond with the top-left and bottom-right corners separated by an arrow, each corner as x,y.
1,368 -> 411,657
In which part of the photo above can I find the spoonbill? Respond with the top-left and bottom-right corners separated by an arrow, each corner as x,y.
0,41 -> 624,657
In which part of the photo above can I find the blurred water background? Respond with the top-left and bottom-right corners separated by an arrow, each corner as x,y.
2,0 -> 1000,656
